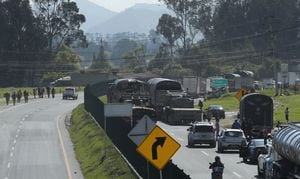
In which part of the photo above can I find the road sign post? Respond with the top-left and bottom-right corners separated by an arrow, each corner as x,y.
136,125 -> 181,170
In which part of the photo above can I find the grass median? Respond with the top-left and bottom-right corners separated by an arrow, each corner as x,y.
69,104 -> 138,179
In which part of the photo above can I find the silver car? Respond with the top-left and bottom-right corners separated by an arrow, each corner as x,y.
187,122 -> 216,148
217,128 -> 246,153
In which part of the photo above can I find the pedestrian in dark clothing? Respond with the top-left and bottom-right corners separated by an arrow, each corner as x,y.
11,91 -> 16,105
276,121 -> 281,128
198,99 -> 203,111
4,92 -> 10,105
33,88 -> 36,98
51,87 -> 55,98
209,156 -> 224,179
285,107 -> 289,123
23,90 -> 29,103
17,90 -> 22,103
46,86 -> 51,98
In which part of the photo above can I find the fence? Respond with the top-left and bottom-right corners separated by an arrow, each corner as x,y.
84,81 -> 191,179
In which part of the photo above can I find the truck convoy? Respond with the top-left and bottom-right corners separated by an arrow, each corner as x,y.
107,78 -> 201,125
272,123 -> 300,179
147,78 -> 201,124
239,93 -> 273,138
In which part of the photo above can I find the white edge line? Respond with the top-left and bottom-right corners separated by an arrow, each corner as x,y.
10,152 -> 13,157
7,163 -> 10,168
233,172 -> 242,178
169,132 -> 175,136
177,138 -> 184,141
56,116 -> 72,179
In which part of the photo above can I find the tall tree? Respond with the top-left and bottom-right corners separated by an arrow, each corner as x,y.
157,14 -> 183,56
159,0 -> 209,55
0,0 -> 48,86
33,0 -> 87,52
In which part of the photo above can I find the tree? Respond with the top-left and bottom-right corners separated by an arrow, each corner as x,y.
0,0 -> 48,86
33,0 -> 87,52
159,0 -> 209,55
90,39 -> 111,71
157,14 -> 183,56
111,39 -> 138,66
123,47 -> 146,73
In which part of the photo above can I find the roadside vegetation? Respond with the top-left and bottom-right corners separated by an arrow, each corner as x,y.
69,104 -> 137,179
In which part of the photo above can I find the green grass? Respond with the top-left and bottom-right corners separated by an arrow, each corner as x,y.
69,104 -> 137,179
199,89 -> 300,124
99,96 -> 107,104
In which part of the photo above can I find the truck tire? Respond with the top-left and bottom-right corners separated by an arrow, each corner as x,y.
188,140 -> 194,148
210,141 -> 216,148
217,144 -> 223,153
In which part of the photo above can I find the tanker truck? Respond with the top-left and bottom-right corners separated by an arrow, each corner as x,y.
272,123 -> 300,179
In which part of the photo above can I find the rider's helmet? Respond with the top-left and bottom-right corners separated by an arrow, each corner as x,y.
215,156 -> 221,162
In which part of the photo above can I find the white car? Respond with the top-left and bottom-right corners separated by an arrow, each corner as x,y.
62,87 -> 78,100
187,122 -> 216,148
217,128 -> 246,153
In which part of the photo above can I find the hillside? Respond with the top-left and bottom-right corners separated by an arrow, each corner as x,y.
88,3 -> 170,34
74,0 -> 117,31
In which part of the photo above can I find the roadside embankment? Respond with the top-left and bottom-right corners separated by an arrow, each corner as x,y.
69,104 -> 138,179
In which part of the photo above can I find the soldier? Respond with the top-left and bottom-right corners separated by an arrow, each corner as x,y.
11,91 -> 16,105
3,92 -> 10,105
23,90 -> 29,103
46,86 -> 51,98
51,87 -> 55,98
33,88 -> 36,98
17,90 -> 22,103
285,107 -> 289,123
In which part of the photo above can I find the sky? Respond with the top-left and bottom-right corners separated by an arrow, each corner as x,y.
88,0 -> 162,12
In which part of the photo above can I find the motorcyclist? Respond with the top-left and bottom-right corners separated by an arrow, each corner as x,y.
209,156 -> 224,179
231,119 -> 241,129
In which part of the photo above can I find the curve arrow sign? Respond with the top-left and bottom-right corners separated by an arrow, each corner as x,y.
151,137 -> 166,160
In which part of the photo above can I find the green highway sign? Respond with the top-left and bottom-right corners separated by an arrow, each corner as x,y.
211,78 -> 228,88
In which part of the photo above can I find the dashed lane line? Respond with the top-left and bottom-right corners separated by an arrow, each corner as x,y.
177,138 -> 184,141
201,151 -> 209,156
233,172 -> 242,178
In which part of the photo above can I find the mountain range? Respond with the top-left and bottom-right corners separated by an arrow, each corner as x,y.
74,0 -> 170,34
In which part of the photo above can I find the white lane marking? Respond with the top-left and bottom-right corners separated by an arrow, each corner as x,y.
22,118 -> 25,121
10,152 -> 13,157
15,135 -> 18,138
7,163 -> 10,168
17,129 -> 20,133
169,132 -> 175,136
11,147 -> 14,151
25,114 -> 28,118
4,177 -> 8,179
233,172 -> 242,178
177,138 -> 184,141
201,151 -> 209,156
13,140 -> 16,144
56,116 -> 72,179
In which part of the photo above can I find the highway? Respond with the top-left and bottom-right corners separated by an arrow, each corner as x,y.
0,94 -> 84,179
158,121 -> 259,179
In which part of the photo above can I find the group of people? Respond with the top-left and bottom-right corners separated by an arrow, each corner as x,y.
32,86 -> 55,99
3,89 -> 29,105
3,87 -> 56,106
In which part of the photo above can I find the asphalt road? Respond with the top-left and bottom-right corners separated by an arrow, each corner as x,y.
157,121 -> 259,179
0,94 -> 84,179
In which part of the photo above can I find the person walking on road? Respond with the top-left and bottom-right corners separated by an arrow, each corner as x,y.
285,107 -> 289,123
51,87 -> 55,98
17,90 -> 22,103
23,90 -> 29,103
4,92 -> 10,105
209,156 -> 224,179
11,91 -> 16,105
33,88 -> 36,98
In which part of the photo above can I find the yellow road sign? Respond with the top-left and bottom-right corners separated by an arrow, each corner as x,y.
235,88 -> 247,101
136,126 -> 181,170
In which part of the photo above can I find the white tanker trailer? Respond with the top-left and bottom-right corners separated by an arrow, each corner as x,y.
272,123 -> 300,179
